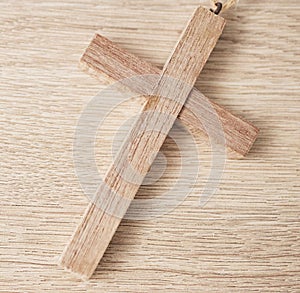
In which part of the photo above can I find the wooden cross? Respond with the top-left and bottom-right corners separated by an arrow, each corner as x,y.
60,6 -> 259,279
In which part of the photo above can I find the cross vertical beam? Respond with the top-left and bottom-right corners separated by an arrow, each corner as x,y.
60,7 -> 225,279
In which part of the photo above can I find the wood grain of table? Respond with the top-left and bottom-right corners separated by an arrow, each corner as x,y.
0,0 -> 299,292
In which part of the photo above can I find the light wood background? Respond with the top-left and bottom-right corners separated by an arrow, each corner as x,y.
0,0 -> 299,292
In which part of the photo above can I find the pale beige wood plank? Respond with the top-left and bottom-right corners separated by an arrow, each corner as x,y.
1,0 -> 300,292
60,6 -> 225,279
80,33 -> 259,158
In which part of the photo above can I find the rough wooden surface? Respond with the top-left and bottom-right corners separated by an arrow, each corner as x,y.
0,0 -> 299,292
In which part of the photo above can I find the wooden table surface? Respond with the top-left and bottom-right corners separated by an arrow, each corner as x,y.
1,0 -> 299,292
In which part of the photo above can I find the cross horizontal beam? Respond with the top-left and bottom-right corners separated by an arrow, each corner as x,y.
79,34 -> 259,158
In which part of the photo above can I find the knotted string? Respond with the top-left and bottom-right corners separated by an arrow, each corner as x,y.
212,0 -> 239,12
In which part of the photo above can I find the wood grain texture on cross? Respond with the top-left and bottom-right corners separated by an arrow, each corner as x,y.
79,35 -> 259,159
60,6 -> 226,279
